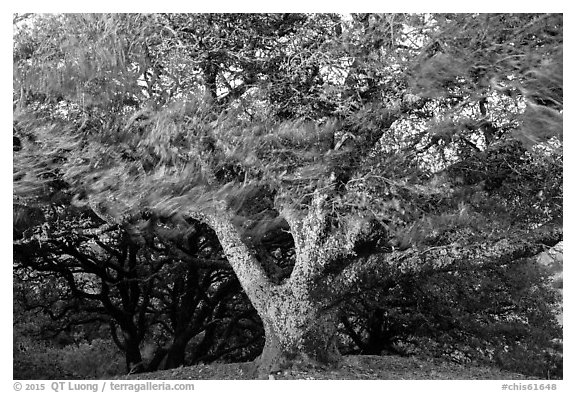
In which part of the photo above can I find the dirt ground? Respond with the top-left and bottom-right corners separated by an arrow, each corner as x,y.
120,355 -> 537,380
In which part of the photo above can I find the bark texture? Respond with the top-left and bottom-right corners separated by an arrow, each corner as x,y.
185,198 -> 562,377
255,285 -> 342,376
186,195 -> 360,377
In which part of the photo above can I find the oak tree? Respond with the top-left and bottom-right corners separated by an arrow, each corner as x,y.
14,13 -> 562,375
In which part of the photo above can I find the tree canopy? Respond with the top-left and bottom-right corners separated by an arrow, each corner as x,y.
14,13 -> 562,377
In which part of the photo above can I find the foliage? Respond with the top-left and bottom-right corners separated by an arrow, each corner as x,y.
55,339 -> 125,379
340,257 -> 562,378
14,13 -> 562,374
13,13 -> 562,233
14,334 -> 124,379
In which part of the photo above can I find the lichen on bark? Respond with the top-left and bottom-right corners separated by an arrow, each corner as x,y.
184,193 -> 358,376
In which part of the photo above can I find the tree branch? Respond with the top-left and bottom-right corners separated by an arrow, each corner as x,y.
332,222 -> 562,297
186,208 -> 273,310
280,191 -> 368,286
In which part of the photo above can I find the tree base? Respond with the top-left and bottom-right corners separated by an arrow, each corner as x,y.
254,341 -> 342,379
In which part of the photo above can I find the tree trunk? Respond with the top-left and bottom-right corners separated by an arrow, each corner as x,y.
163,339 -> 187,370
146,348 -> 168,372
188,204 -> 351,378
253,285 -> 341,377
124,335 -> 145,374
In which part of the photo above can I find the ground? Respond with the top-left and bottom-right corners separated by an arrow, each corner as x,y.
119,355 -> 537,380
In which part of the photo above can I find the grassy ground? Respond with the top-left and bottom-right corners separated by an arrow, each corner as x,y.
120,355 -> 537,380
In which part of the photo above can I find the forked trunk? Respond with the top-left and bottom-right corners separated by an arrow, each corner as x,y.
190,207 -> 348,378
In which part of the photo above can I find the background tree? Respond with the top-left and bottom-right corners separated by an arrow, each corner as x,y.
13,201 -> 265,375
339,255 -> 562,378
14,13 -> 562,377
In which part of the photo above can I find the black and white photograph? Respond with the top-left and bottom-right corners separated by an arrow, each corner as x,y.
11,8 -> 565,388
